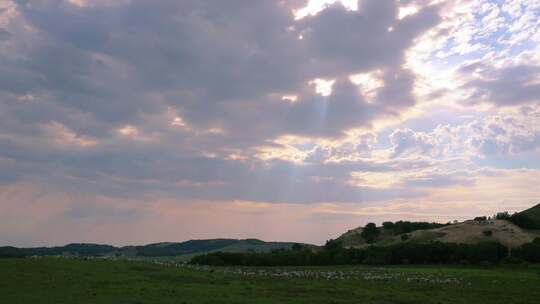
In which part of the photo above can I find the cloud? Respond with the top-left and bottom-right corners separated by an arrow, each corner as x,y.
2,0 -> 441,138
0,0 -> 446,203
389,128 -> 436,158
460,63 -> 540,106
0,0 -> 539,246
387,108 -> 540,160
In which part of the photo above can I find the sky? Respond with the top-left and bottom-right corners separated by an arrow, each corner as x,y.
0,0 -> 539,247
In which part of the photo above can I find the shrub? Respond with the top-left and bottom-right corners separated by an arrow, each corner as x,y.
401,234 -> 409,241
512,240 -> 540,263
483,230 -> 493,237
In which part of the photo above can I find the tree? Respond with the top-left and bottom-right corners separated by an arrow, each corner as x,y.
291,243 -> 304,251
361,223 -> 380,244
495,212 -> 510,220
512,239 -> 540,263
382,221 -> 395,230
323,239 -> 342,251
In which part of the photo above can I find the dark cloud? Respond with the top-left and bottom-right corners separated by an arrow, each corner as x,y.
5,0 -> 441,136
298,0 -> 440,75
460,63 -> 540,106
0,0 -> 444,204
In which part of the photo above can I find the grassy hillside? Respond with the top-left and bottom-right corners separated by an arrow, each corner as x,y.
338,203 -> 540,249
1,258 -> 539,304
403,220 -> 540,248
337,221 -> 446,248
337,227 -> 391,247
339,220 -> 540,249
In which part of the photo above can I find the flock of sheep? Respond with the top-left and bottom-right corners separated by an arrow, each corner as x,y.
31,256 -> 463,285
156,261 -> 463,285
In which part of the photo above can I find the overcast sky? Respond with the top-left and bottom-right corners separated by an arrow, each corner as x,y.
1,0 -> 539,246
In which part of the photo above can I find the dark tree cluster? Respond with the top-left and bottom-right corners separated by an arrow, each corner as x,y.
381,221 -> 446,235
512,238 -> 540,263
361,223 -> 380,243
495,212 -> 511,220
508,213 -> 540,230
493,210 -> 540,230
191,240 -> 511,266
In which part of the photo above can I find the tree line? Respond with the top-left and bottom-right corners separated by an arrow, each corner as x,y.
488,211 -> 540,230
190,239 -> 533,266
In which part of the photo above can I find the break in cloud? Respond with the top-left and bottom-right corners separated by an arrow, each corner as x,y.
0,0 -> 539,246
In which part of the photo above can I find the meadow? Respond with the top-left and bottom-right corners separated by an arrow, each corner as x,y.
1,258 -> 539,304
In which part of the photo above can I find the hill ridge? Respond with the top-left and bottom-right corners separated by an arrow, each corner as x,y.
337,202 -> 540,248
0,238 -> 304,259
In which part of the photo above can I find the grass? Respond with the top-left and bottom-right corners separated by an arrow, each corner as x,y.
1,258 -> 540,304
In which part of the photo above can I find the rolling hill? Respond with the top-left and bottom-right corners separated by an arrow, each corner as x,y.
0,239 -> 302,259
392,220 -> 539,248
129,239 -> 301,257
338,203 -> 540,249
337,221 -> 446,247
3,203 -> 539,259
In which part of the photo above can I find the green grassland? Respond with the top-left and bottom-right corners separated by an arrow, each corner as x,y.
1,258 -> 540,304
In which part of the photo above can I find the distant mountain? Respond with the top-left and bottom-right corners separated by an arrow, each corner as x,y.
131,238 -> 300,257
0,239 -> 303,259
0,243 -> 117,258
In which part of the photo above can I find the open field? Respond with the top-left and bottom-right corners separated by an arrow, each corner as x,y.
1,258 -> 540,304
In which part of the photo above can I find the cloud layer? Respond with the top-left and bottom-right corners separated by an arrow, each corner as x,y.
0,0 -> 539,246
